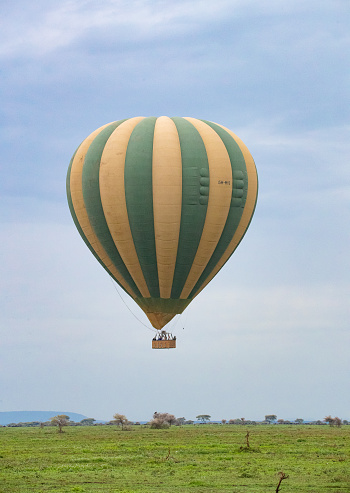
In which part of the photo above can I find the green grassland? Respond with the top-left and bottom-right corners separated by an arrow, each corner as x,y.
0,424 -> 349,492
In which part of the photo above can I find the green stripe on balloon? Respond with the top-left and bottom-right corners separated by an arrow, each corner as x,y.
170,117 -> 209,299
66,146 -> 131,295
124,117 -> 160,298
82,120 -> 142,297
189,120 -> 250,299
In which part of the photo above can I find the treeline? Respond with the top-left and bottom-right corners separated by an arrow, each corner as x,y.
2,413 -> 348,428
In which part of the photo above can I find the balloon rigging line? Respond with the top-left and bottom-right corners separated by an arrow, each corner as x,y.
109,278 -> 157,333
168,313 -> 182,332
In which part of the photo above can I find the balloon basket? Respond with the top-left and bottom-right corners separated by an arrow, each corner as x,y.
152,339 -> 176,349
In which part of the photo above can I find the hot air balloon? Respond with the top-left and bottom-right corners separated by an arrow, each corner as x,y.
66,117 -> 258,348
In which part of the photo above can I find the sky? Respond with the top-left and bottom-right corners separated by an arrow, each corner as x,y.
1,0 -> 349,423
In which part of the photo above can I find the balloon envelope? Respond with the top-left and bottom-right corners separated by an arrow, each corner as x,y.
66,117 -> 258,329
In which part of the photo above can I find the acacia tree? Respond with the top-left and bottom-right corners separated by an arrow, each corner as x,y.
50,415 -> 70,433
113,413 -> 128,429
323,416 -> 342,428
265,415 -> 277,424
196,415 -> 211,423
324,416 -> 342,428
80,418 -> 96,426
324,415 -> 334,426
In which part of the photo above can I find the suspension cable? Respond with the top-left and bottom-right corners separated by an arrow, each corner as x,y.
109,278 -> 157,333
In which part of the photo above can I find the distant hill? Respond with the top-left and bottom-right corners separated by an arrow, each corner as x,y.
0,411 -> 88,425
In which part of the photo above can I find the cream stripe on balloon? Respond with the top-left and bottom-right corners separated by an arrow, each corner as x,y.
99,117 -> 151,298
193,124 -> 258,298
152,117 -> 182,298
70,123 -> 137,299
180,118 -> 232,299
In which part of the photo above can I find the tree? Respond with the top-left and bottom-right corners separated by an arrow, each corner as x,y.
196,415 -> 211,423
295,418 -> 304,424
113,414 -> 128,430
150,412 -> 176,429
50,415 -> 70,433
221,419 -> 227,425
265,415 -> 277,424
80,418 -> 96,426
164,413 -> 177,426
324,415 -> 342,427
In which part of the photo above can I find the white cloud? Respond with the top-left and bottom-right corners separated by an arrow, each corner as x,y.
235,121 -> 350,185
0,0 -> 239,58
1,0 -> 344,59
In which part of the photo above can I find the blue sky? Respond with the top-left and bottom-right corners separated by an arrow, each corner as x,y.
1,0 -> 349,423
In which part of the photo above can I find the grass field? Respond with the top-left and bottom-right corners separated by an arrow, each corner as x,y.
1,424 -> 349,492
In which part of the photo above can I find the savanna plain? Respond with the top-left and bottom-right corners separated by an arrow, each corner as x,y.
1,424 -> 349,493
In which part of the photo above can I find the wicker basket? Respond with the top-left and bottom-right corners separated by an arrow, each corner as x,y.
152,339 -> 176,349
